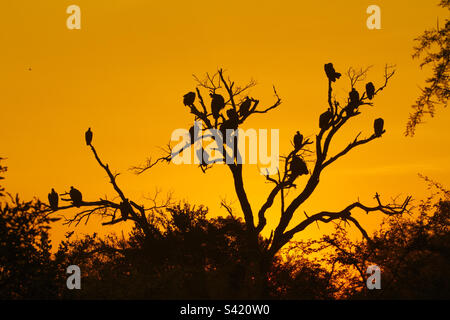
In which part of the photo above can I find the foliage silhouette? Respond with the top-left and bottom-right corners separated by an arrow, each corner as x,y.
53,204 -> 340,299
0,161 -> 61,299
406,0 -> 449,136
318,183 -> 450,299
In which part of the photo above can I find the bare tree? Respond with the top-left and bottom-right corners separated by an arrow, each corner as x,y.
137,64 -> 411,297
42,134 -> 171,239
406,0 -> 449,136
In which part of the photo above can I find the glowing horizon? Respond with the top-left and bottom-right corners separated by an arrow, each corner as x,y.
1,0 -> 449,247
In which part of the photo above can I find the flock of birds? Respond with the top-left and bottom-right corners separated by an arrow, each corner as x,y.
47,127 -> 132,222
47,129 -> 93,212
321,63 -> 384,136
183,91 -> 252,129
183,90 -> 253,166
47,64 -> 385,211
180,63 -> 384,181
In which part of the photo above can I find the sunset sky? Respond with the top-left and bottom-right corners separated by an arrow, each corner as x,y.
1,0 -> 449,246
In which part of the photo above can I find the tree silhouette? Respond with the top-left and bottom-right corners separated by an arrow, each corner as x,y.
319,180 -> 450,299
135,64 -> 411,297
51,203 -> 342,299
0,160 -> 61,299
406,0 -> 449,136
43,134 -> 172,239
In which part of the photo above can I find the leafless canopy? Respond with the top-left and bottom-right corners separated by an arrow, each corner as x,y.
136,65 -> 410,258
43,142 -> 172,238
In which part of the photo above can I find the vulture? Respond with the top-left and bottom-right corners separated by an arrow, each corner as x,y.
366,82 -> 375,100
218,109 -> 239,145
239,97 -> 252,117
293,131 -> 303,150
289,156 -> 308,181
183,92 -> 196,106
226,109 -> 239,128
85,128 -> 93,146
120,201 -> 131,221
324,63 -> 341,82
374,118 -> 384,137
210,93 -> 225,120
349,88 -> 360,105
319,110 -> 333,130
69,186 -> 83,207
48,188 -> 59,211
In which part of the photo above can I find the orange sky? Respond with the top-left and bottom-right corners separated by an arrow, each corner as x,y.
1,0 -> 449,247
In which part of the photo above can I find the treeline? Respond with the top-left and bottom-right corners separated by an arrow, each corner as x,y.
1,159 -> 449,299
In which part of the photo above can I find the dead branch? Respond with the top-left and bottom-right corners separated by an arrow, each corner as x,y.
270,195 -> 412,254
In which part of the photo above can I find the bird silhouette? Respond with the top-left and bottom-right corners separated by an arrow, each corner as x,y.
366,82 -> 375,100
218,109 -> 239,146
324,63 -> 341,82
239,97 -> 252,117
346,88 -> 360,115
319,110 -> 333,130
374,118 -> 385,137
289,155 -> 308,181
85,128 -> 93,146
69,186 -> 83,207
120,201 -> 131,221
293,131 -> 303,150
48,188 -> 59,211
349,88 -> 360,105
210,93 -> 225,121
226,109 -> 239,128
183,92 -> 196,106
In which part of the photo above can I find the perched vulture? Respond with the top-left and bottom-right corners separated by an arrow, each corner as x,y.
349,88 -> 360,105
289,156 -> 308,180
319,110 -> 333,130
85,128 -> 93,146
324,63 -> 341,82
69,186 -> 83,207
183,92 -> 196,106
226,109 -> 239,127
366,82 -> 375,100
210,93 -> 225,119
48,188 -> 59,211
239,97 -> 252,117
293,131 -> 303,150
120,201 -> 131,221
374,118 -> 385,137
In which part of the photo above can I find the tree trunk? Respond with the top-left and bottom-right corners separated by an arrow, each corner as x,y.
242,249 -> 273,299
